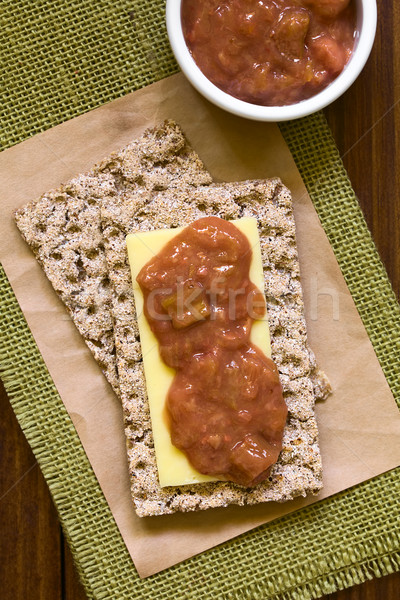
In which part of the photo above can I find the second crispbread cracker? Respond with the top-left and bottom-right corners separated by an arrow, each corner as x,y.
101,178 -> 330,517
14,120 -> 212,396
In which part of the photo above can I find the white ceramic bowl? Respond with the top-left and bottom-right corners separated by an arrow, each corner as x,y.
166,0 -> 377,121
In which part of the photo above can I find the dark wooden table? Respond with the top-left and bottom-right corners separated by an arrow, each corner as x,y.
1,1 -> 399,598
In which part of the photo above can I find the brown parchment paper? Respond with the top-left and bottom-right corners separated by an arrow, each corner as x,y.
1,73 -> 400,578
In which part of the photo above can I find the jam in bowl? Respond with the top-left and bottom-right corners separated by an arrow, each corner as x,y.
181,0 -> 357,107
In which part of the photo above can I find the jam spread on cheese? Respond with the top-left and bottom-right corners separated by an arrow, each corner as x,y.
181,0 -> 357,106
137,217 -> 287,487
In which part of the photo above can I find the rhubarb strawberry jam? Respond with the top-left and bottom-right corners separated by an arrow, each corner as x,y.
181,0 -> 357,106
136,217 -> 287,487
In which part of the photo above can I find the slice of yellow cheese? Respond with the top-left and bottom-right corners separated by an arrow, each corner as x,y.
126,217 -> 271,487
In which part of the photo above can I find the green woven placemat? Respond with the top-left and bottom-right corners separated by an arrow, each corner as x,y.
1,2 -> 399,599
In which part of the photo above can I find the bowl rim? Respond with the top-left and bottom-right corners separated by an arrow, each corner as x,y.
166,0 -> 377,122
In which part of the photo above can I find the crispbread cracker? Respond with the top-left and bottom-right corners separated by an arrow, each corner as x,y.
14,120 -> 212,395
101,179 -> 331,517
